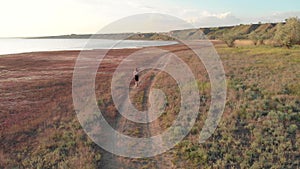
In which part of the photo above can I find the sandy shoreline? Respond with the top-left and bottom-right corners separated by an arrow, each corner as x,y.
0,40 -> 224,57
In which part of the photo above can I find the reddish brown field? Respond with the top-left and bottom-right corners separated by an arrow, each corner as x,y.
0,43 -> 204,168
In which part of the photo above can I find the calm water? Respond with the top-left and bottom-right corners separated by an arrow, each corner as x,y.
0,39 -> 177,55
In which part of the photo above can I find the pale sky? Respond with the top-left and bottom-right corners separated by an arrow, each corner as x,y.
0,0 -> 299,37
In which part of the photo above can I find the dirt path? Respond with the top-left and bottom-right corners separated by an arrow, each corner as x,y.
100,54 -> 174,169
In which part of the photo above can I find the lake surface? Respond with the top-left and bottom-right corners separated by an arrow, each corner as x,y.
0,39 -> 177,55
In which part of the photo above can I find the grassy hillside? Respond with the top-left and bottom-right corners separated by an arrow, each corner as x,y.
171,45 -> 300,168
169,23 -> 280,40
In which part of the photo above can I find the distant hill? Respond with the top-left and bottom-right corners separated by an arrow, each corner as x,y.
169,23 -> 280,40
29,33 -> 175,41
28,22 -> 282,41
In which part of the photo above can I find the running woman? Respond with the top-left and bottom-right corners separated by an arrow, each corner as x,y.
133,68 -> 139,88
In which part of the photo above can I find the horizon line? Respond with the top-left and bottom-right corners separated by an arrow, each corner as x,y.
0,20 -> 286,39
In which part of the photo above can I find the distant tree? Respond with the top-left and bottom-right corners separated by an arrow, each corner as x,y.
222,32 -> 239,47
249,32 -> 267,45
274,17 -> 300,48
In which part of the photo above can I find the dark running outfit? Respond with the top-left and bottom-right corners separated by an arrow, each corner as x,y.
135,74 -> 139,81
133,70 -> 139,82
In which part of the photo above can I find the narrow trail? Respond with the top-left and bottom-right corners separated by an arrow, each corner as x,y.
146,56 -> 174,169
100,53 -> 174,169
